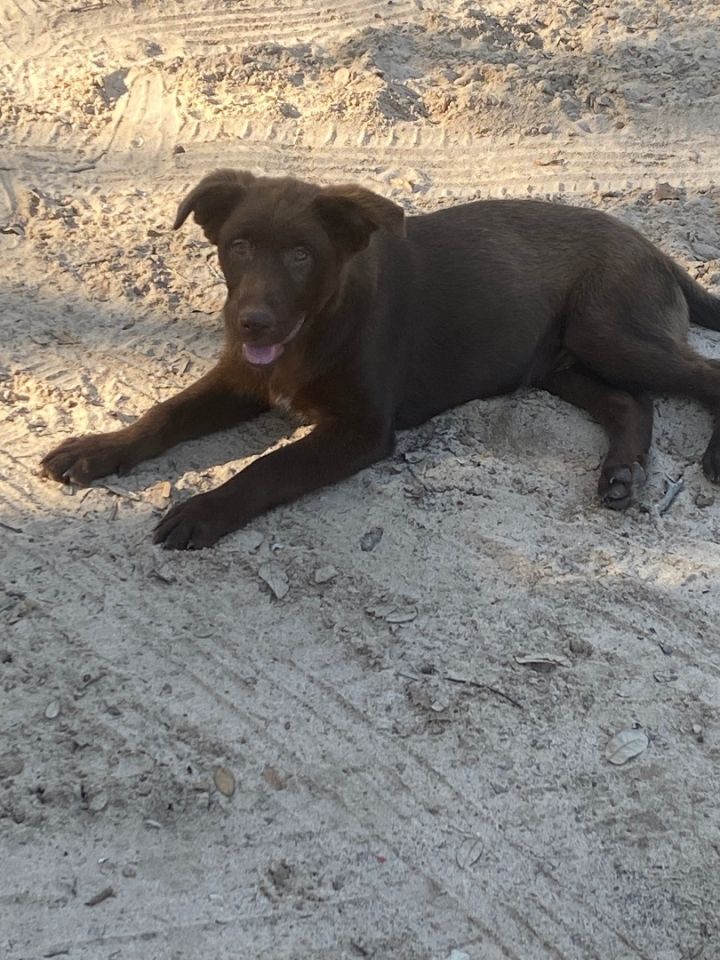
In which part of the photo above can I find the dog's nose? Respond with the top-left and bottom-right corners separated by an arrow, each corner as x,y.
240,310 -> 274,335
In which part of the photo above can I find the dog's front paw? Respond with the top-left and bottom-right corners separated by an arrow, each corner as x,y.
154,493 -> 232,550
41,432 -> 138,485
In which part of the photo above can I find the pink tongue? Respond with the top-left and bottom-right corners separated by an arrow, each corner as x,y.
242,343 -> 284,365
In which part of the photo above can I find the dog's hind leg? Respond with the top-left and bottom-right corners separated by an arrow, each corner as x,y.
561,264 -> 720,484
569,328 -> 720,484
693,358 -> 720,482
541,366 -> 653,509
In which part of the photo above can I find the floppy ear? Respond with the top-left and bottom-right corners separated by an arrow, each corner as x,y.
173,169 -> 255,244
313,184 -> 406,254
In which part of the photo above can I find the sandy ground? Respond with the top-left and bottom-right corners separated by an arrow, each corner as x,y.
2,1 -> 720,958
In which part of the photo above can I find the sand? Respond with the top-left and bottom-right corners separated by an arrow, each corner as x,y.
1,1 -> 720,958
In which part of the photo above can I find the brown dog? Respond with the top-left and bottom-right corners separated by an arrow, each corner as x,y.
41,169 -> 720,549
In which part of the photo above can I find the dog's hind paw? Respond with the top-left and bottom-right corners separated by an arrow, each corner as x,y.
702,444 -> 720,484
598,462 -> 645,511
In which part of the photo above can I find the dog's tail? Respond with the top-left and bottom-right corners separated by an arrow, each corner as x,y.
672,262 -> 720,331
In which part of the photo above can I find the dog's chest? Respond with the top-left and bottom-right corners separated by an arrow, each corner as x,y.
268,386 -> 314,423
270,389 -> 294,414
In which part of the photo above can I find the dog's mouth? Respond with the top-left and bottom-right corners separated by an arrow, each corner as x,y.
242,314 -> 306,366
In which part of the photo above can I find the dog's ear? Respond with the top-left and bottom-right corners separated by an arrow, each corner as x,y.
313,184 -> 405,254
173,169 -> 255,244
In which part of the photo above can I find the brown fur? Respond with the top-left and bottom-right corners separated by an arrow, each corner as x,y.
41,170 -> 720,548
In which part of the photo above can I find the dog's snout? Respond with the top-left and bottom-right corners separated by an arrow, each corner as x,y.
240,310 -> 274,335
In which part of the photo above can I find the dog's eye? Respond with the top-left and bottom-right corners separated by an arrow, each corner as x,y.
231,238 -> 251,258
292,246 -> 310,263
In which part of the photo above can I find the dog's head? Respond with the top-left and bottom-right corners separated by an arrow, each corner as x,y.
174,169 -> 405,367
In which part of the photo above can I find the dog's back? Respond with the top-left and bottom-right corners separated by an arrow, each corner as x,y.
385,200 -> 651,426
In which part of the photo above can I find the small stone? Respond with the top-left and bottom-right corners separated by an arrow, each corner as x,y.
172,144 -> 186,154
45,700 -> 61,720
654,182 -> 680,201
654,671 -> 678,683
122,864 -> 137,878
695,492 -> 715,508
0,754 -> 24,779
692,723 -> 703,735
314,565 -> 338,584
691,242 -> 720,262
279,102 -> 300,119
569,636 -> 594,656
269,860 -> 292,887
0,649 -> 12,663
360,526 -> 384,552
262,765 -> 287,790
236,530 -> 264,552
333,67 -> 351,86
88,791 -> 109,813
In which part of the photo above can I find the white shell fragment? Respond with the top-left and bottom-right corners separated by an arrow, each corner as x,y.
385,607 -> 418,624
314,565 -> 338,584
213,766 -> 236,797
605,728 -> 649,765
514,654 -> 571,668
258,562 -> 289,599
